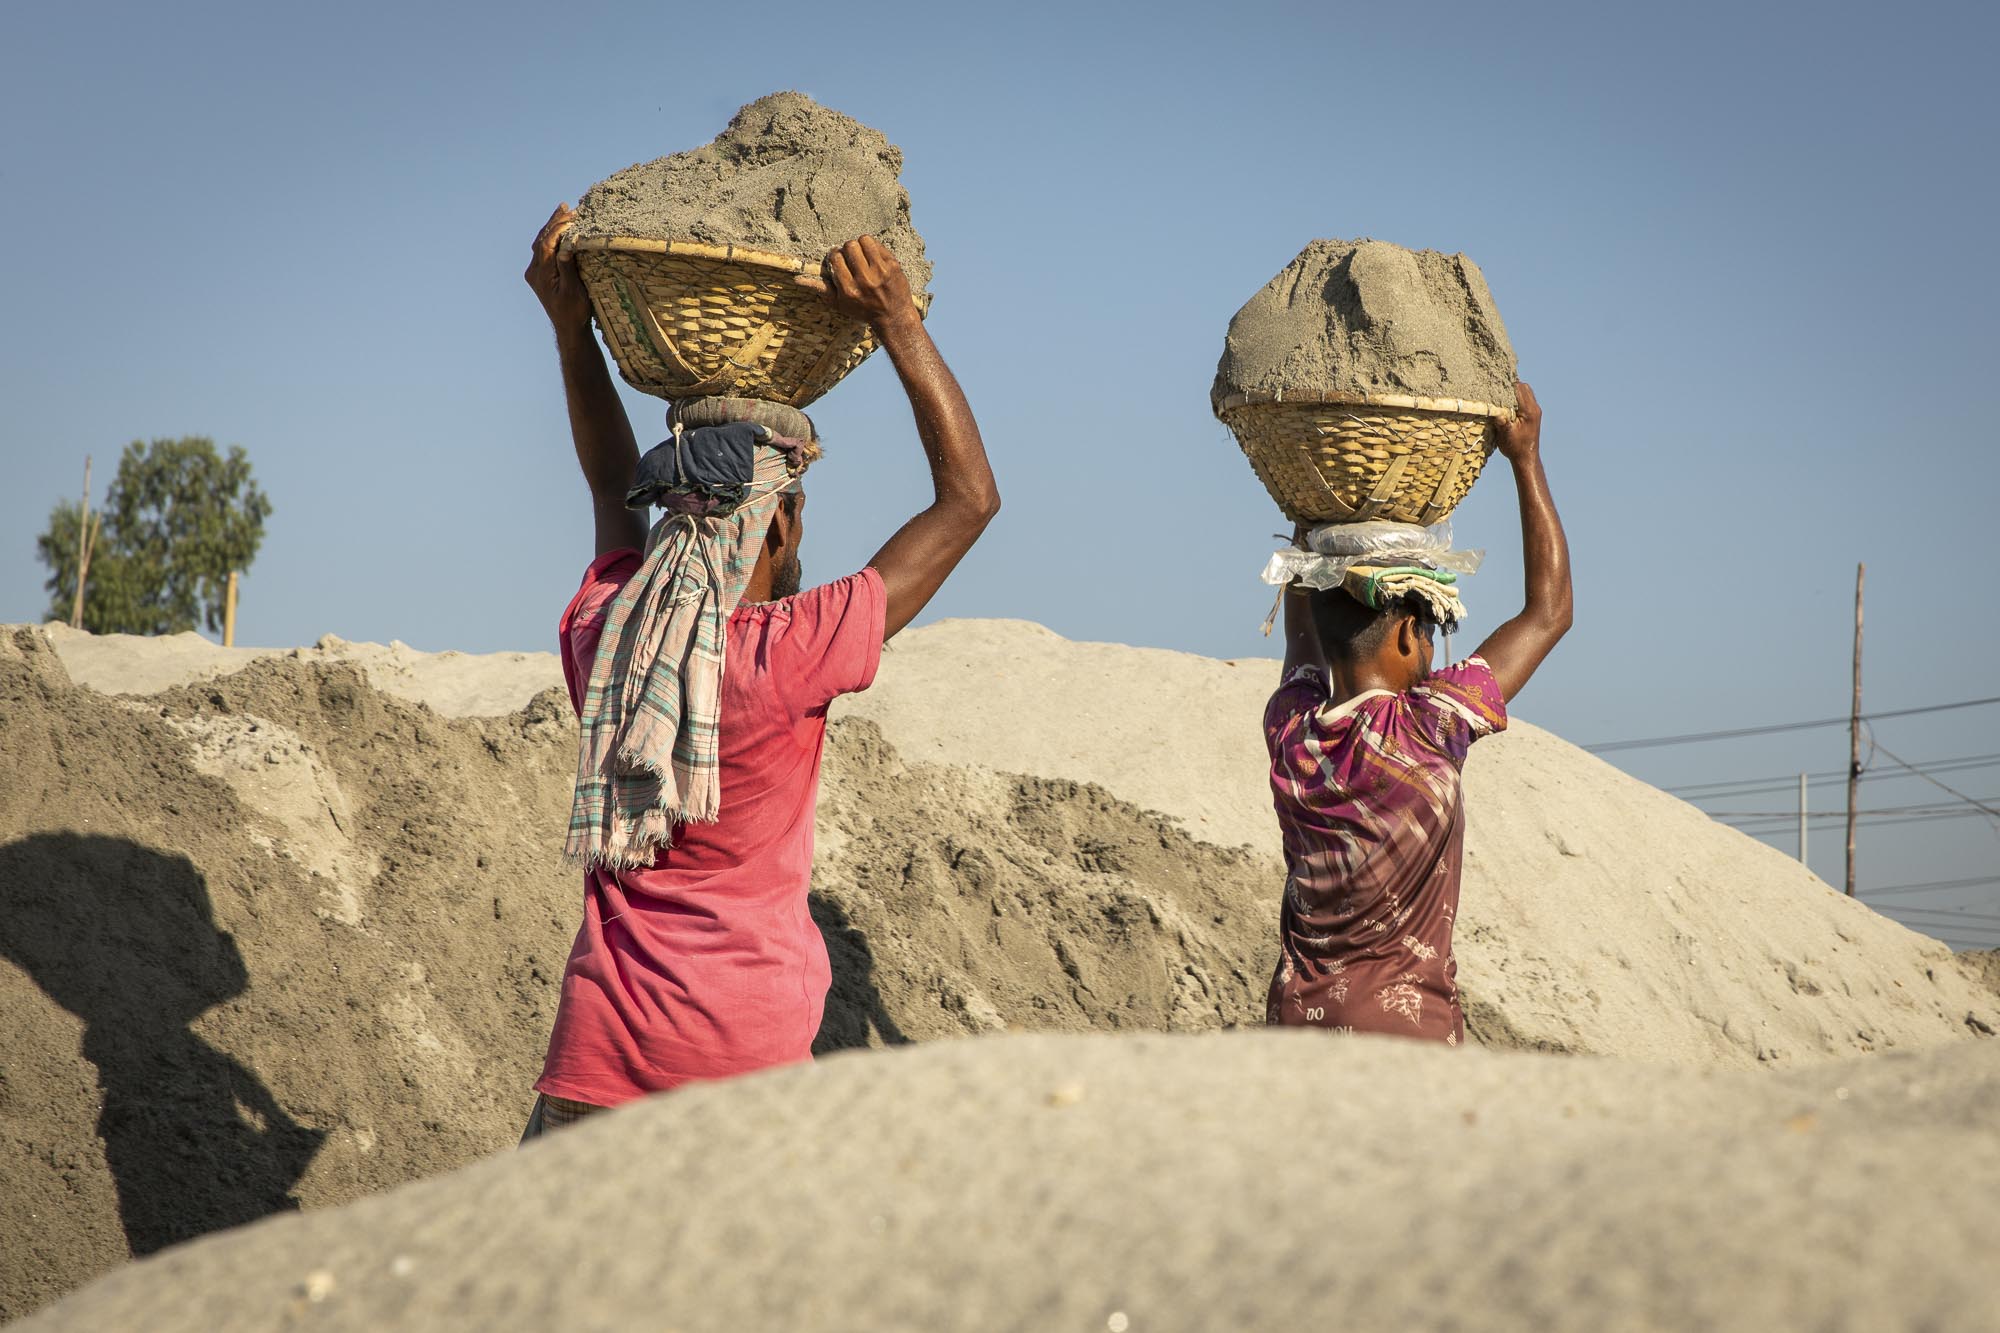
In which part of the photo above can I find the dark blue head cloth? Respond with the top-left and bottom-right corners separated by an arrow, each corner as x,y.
625,422 -> 796,516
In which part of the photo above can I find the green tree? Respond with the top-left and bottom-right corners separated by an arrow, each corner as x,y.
38,438 -> 273,635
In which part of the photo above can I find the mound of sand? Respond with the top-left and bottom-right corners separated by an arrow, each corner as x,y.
572,91 -> 931,291
4,619 -> 1995,1317
1212,238 -> 1516,409
0,626 -> 1272,1317
21,1033 -> 2000,1332
0,630 -> 583,1320
835,620 -> 1999,1067
38,623 -> 561,717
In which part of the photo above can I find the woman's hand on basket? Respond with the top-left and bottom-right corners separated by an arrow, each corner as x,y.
796,236 -> 919,335
526,203 -> 593,332
1491,380 -> 1542,464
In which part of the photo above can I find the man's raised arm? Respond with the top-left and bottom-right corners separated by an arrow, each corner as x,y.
800,237 -> 1000,639
525,203 -> 647,557
1472,380 -> 1574,700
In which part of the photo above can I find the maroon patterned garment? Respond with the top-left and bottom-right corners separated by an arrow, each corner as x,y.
1263,658 -> 1508,1043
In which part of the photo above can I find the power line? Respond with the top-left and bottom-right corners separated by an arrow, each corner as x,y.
1584,694 -> 2000,754
1869,740 -> 2000,822
1859,875 -> 2000,898
1725,807 -> 1996,834
1714,797 -> 1999,820
1888,910 -> 2000,932
1882,909 -> 2000,927
1668,752 -> 2000,799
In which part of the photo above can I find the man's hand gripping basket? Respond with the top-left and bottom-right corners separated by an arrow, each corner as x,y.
1215,390 -> 1515,526
566,236 -> 929,408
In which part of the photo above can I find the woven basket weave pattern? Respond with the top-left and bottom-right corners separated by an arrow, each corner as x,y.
572,240 -> 897,408
1218,397 -> 1501,526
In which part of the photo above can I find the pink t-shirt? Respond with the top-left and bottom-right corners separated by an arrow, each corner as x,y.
536,551 -> 886,1106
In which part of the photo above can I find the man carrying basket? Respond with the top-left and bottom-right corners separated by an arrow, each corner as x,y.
518,205 -> 1000,1134
1265,381 -> 1571,1044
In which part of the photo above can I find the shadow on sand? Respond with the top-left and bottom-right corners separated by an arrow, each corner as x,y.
0,832 -> 325,1256
811,891 -> 910,1055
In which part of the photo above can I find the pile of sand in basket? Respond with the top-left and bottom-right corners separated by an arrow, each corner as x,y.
562,91 -> 930,413
1212,238 -> 1519,525
571,90 -> 930,290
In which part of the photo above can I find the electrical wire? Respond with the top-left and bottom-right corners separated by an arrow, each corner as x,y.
1859,875 -> 2000,898
1867,740 -> 2000,823
1667,753 -> 2000,799
1711,797 -> 2000,820
1584,694 -> 2000,753
1728,804 -> 1992,824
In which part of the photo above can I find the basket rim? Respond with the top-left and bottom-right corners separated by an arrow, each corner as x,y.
1213,388 -> 1514,421
564,234 -> 817,274
564,234 -> 934,317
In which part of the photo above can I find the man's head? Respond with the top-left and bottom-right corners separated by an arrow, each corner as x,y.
1309,585 -> 1438,689
756,486 -> 806,601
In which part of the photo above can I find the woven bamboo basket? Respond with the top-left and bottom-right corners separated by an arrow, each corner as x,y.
1214,389 -> 1514,526
566,236 -> 929,408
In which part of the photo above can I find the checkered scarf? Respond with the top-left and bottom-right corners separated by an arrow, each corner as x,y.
564,441 -> 801,870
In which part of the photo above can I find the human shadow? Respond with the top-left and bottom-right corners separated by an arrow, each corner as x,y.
0,832 -> 325,1255
810,891 -> 911,1054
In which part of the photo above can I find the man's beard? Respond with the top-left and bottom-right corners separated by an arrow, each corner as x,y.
770,553 -> 803,601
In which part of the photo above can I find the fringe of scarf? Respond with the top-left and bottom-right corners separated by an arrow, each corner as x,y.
563,457 -> 793,870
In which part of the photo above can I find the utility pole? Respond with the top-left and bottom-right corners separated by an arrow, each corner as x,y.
70,455 -> 92,629
1845,562 -> 1864,897
1798,773 -> 1808,866
224,571 -> 239,648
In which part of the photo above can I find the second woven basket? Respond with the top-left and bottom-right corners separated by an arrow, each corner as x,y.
1215,390 -> 1513,526
567,236 -> 929,408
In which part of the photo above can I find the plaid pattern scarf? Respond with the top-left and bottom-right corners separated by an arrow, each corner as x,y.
564,443 -> 798,870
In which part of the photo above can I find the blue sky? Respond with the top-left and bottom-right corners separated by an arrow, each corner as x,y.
3,0 -> 1995,938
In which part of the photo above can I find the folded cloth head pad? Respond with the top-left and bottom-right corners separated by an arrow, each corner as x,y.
1339,563 -> 1467,634
569,423 -> 810,869
626,420 -> 809,516
1259,520 -> 1479,636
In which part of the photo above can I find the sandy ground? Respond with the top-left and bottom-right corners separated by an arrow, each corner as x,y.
19,1033 -> 2000,1332
6,618 -> 1997,1322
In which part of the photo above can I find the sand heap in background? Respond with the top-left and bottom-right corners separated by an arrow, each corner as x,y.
1212,238 -> 1517,408
39,624 -> 556,717
22,1035 -> 2000,1332
571,91 -> 931,291
4,620 -> 1996,1318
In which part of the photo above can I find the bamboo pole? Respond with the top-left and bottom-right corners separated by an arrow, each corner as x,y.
224,571 -> 239,648
1845,563 -> 1865,897
1798,773 -> 1808,866
79,512 -> 99,612
69,455 -> 92,629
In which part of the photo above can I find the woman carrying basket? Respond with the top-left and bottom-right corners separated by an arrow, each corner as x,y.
1264,381 -> 1571,1043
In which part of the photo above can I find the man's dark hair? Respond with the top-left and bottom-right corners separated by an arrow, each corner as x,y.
1309,586 -> 1440,662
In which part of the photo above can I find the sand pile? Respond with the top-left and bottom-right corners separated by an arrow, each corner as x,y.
22,1034 -> 2000,1332
846,621 -> 1999,1065
38,623 -> 561,717
0,627 -> 1271,1317
1212,238 -> 1516,408
0,629 -> 583,1320
5,619 -> 1997,1317
571,91 -> 931,291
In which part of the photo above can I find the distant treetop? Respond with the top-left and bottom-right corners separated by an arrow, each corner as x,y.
38,437 -> 273,636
